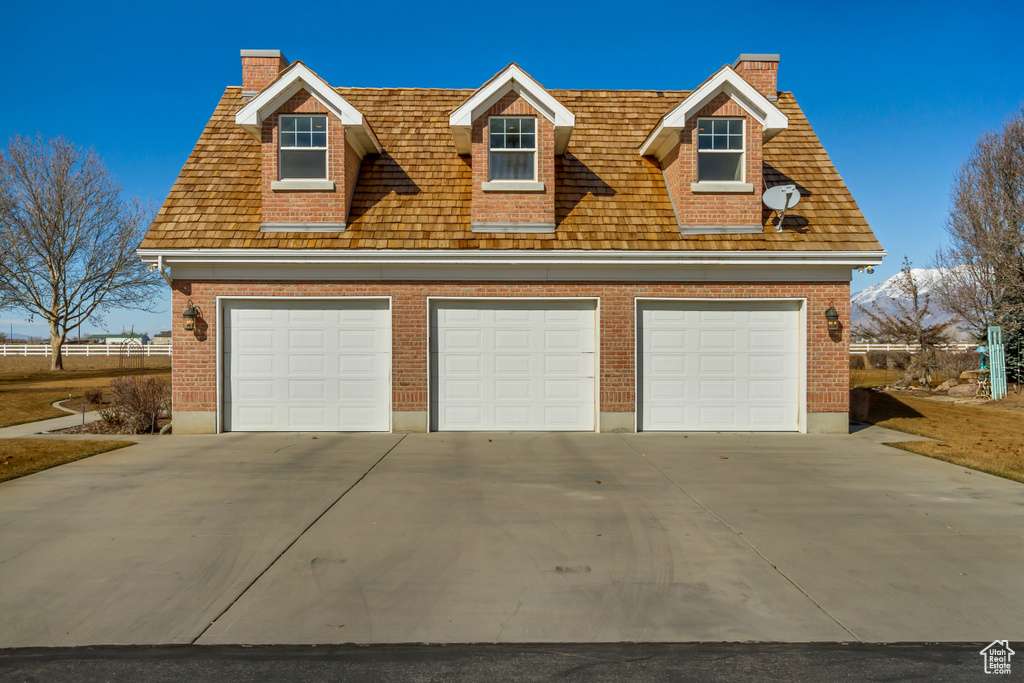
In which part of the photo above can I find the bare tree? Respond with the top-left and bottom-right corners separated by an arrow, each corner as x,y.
933,106 -> 1024,338
856,257 -> 953,384
0,135 -> 162,370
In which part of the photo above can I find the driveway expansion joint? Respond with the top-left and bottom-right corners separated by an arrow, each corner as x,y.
190,433 -> 407,644
615,434 -> 863,643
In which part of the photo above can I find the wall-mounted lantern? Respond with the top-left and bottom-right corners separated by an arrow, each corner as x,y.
182,299 -> 199,332
824,302 -> 840,333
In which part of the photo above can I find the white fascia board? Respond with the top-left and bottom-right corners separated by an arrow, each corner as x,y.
449,65 -> 575,154
235,63 -> 382,155
138,248 -> 885,268
639,66 -> 788,160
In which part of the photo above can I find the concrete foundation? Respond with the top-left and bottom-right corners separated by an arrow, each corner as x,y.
807,412 -> 849,435
600,412 -> 635,433
392,411 -> 427,433
172,411 -> 217,434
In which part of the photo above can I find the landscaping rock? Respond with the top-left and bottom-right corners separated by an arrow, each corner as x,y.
937,379 -> 958,392
948,384 -> 978,397
960,370 -> 981,380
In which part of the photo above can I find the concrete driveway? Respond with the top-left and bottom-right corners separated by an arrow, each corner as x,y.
0,431 -> 1022,646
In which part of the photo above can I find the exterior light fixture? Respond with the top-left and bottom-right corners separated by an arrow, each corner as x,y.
182,299 -> 199,331
824,302 -> 840,332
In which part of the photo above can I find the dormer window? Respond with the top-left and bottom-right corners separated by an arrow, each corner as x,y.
489,117 -> 536,181
697,118 -> 744,182
280,115 -> 327,179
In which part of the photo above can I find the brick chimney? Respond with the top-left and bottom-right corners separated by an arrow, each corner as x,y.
732,54 -> 779,101
241,49 -> 289,95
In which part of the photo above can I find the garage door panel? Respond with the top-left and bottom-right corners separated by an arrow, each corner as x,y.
640,301 -> 800,431
699,379 -> 737,400
698,355 -> 736,375
224,299 -> 390,432
494,308 -> 532,324
494,380 -> 531,400
699,309 -> 738,324
699,330 -> 736,351
288,330 -> 326,351
443,379 -> 483,400
236,406 -> 276,428
443,355 -> 483,375
543,354 -> 582,375
432,301 -> 596,431
494,329 -> 533,351
544,405 -> 584,427
494,354 -> 531,375
237,330 -> 275,350
234,353 -> 275,375
443,330 -> 483,351
748,330 -> 788,351
287,354 -> 326,375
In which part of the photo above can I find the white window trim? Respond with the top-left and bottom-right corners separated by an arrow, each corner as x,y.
487,115 -> 538,183
278,113 -> 329,181
696,117 -> 745,184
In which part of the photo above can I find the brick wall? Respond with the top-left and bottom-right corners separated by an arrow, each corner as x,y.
261,88 -> 352,225
733,60 -> 778,100
470,93 -> 555,225
171,280 -> 850,420
664,93 -> 763,228
242,54 -> 288,92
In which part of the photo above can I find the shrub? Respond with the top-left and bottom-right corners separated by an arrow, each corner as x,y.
886,351 -> 912,371
866,350 -> 888,369
107,375 -> 170,434
935,351 -> 977,379
83,387 -> 103,404
849,355 -> 866,369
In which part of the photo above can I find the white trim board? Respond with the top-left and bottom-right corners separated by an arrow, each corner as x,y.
449,64 -> 575,155
639,65 -> 788,161
140,248 -> 885,268
235,62 -> 382,157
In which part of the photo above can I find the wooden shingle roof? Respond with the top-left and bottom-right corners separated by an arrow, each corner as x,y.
141,86 -> 881,251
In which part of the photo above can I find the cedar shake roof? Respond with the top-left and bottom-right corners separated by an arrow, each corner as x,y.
141,86 -> 881,251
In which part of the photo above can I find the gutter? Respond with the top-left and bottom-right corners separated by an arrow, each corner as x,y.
138,248 -> 886,269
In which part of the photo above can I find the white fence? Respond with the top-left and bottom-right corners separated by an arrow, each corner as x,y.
850,342 -> 976,354
0,344 -> 172,357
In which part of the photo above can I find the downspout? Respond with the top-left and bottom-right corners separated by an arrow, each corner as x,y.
156,254 -> 172,287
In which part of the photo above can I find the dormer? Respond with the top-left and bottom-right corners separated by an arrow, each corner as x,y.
639,55 -> 788,234
449,64 -> 575,233
235,51 -> 382,232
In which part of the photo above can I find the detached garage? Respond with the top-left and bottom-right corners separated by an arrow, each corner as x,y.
638,300 -> 803,432
221,298 -> 391,432
430,300 -> 598,431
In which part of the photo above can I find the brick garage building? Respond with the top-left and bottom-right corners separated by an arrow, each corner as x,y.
139,51 -> 883,434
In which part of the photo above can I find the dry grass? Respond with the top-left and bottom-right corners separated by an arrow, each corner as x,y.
863,390 -> 1024,483
0,439 -> 135,483
849,367 -> 967,389
0,369 -> 172,428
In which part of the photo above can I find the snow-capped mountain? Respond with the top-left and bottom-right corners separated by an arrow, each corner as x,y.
851,267 -> 973,340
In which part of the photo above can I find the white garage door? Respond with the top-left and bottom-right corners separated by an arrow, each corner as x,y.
223,299 -> 390,432
431,300 -> 597,431
639,301 -> 801,431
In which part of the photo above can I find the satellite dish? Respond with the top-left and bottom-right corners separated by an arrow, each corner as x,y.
763,184 -> 801,228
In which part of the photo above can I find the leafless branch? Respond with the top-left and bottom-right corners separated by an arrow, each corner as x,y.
0,135 -> 163,369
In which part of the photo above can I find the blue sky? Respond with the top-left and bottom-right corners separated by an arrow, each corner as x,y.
1,0 -> 1022,338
